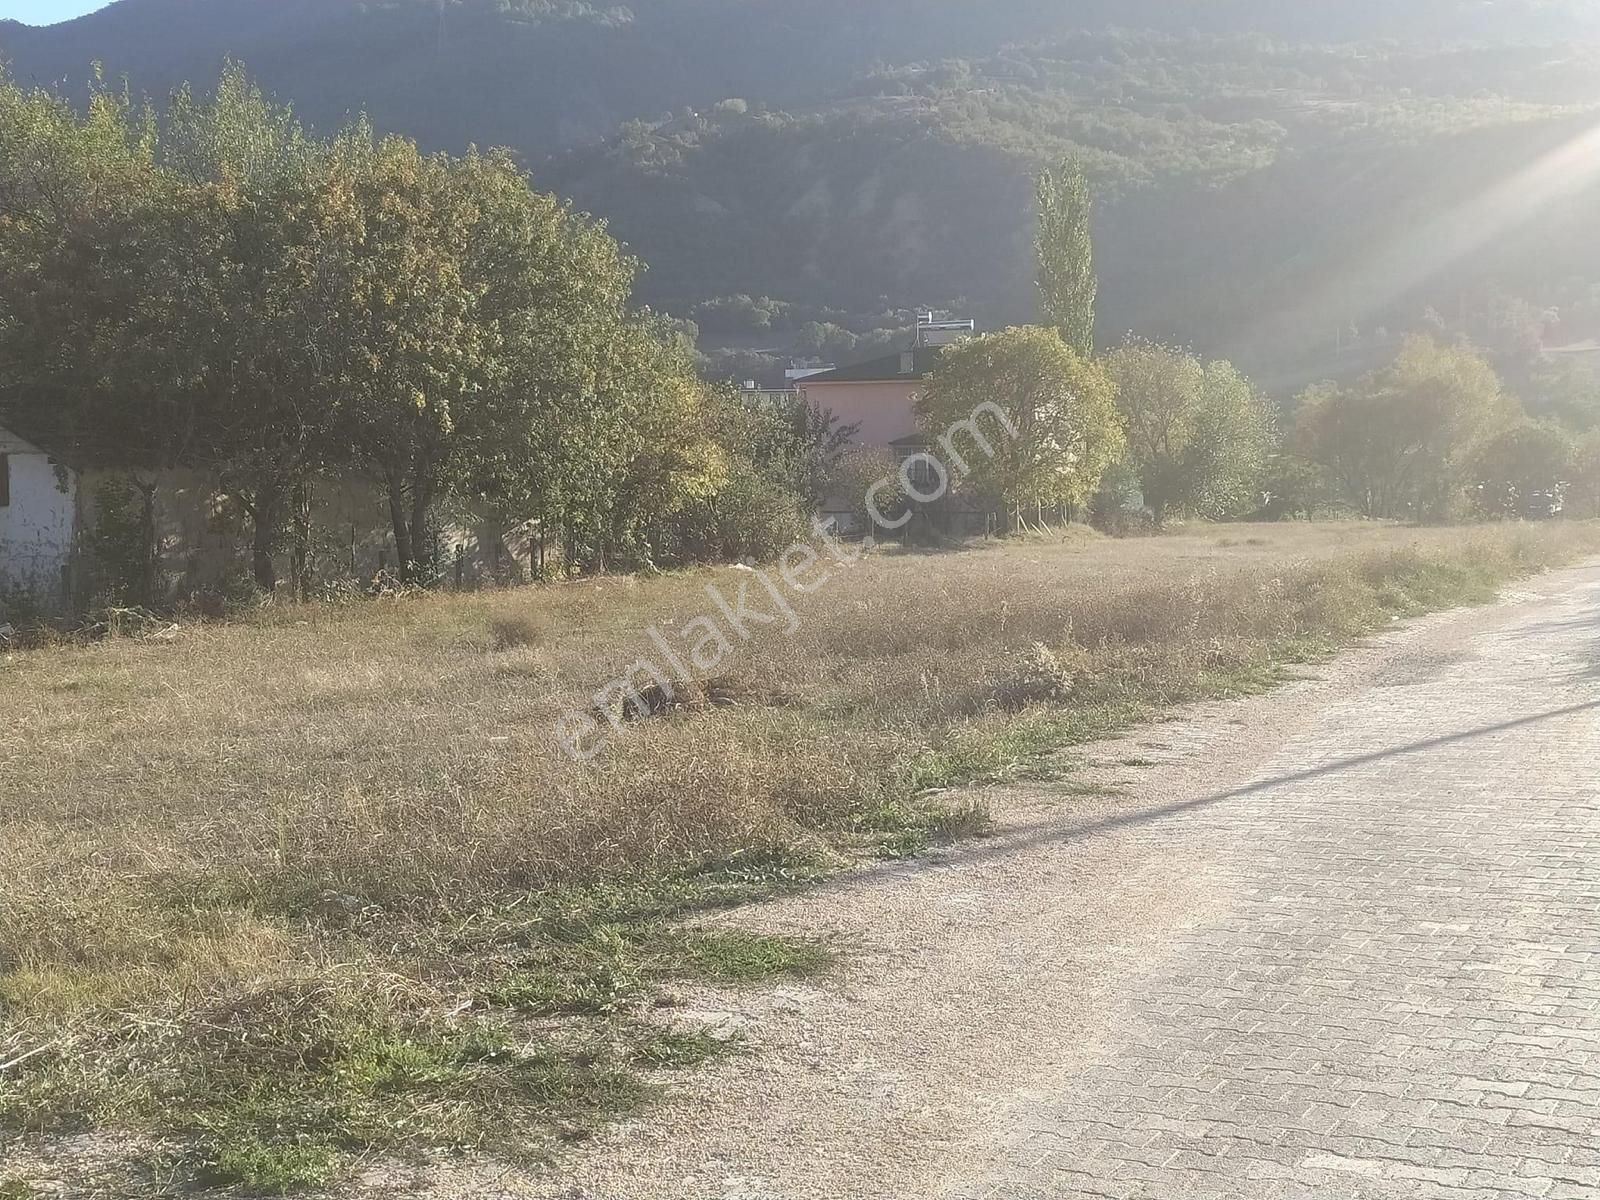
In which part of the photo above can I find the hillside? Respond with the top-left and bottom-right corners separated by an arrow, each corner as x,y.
6,1 -> 1600,385
546,35 -> 1600,371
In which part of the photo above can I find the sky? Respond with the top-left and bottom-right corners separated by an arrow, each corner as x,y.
2,0 -> 109,26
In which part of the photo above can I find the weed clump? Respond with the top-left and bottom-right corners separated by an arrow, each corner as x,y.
994,642 -> 1079,710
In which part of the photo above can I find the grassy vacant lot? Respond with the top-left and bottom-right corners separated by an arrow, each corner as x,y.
3,520 -> 1597,1192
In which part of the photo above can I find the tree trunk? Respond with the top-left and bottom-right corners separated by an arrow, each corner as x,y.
407,478 -> 433,583
250,480 -> 281,596
135,478 -> 161,609
290,481 -> 313,600
385,471 -> 413,577
252,531 -> 277,595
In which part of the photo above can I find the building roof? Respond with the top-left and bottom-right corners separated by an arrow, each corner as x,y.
0,425 -> 47,457
0,413 -> 90,472
798,346 -> 945,384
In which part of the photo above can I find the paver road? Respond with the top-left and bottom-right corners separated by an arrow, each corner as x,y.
945,572 -> 1600,1199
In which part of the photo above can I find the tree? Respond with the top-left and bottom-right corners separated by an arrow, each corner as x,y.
160,65 -> 346,594
779,398 -> 858,512
1294,336 -> 1517,520
666,386 -> 811,564
1035,157 -> 1097,358
1472,422 -> 1573,519
1104,339 -> 1276,525
1527,358 -> 1600,432
315,132 -> 642,581
1570,430 -> 1600,519
568,317 -> 731,569
0,62 -> 815,599
917,326 -> 1123,530
0,70 -> 186,605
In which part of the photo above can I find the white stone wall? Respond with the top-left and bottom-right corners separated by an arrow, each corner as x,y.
0,428 -> 77,611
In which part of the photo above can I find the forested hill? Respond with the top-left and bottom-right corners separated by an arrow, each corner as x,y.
6,0 -> 1600,386
7,1 -> 1600,156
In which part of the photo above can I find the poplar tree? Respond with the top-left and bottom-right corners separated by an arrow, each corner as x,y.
1035,157 -> 1097,359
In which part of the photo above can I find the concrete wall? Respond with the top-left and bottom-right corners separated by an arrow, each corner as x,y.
0,428 -> 76,611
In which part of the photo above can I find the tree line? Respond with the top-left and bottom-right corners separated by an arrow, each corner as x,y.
0,66 -> 833,603
3,73 -> 1589,619
914,157 -> 1600,532
911,157 -> 1277,532
1291,336 -> 1600,522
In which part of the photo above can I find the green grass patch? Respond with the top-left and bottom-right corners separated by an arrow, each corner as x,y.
654,929 -> 835,983
626,1025 -> 740,1070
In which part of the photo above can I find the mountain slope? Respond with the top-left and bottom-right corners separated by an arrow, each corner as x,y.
7,1 -> 1600,384
9,0 -> 1600,155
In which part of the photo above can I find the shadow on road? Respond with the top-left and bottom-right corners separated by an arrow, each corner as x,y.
924,698 -> 1600,875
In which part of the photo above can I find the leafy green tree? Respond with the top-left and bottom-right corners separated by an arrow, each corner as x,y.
667,386 -> 811,564
1035,158 -> 1097,358
160,65 -> 344,593
570,317 -> 731,569
917,326 -> 1123,530
778,398 -> 858,512
434,148 -> 640,577
1471,422 -> 1574,519
1257,452 -> 1333,521
314,130 -> 643,581
1294,336 -> 1517,520
0,62 -> 814,596
0,70 -> 186,604
1105,338 -> 1276,525
3,65 -> 351,595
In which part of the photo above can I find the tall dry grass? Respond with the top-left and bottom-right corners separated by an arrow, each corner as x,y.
5,521 -> 1597,998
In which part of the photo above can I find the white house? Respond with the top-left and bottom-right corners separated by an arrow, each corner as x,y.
0,425 -> 77,612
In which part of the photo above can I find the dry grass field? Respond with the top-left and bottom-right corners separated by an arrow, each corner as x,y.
3,520 -> 1598,1192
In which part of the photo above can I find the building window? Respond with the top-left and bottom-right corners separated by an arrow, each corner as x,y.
0,454 -> 9,508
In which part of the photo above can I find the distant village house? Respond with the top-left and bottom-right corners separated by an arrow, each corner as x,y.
797,315 -> 984,534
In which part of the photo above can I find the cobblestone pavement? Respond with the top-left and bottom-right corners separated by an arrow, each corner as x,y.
945,576 -> 1600,1199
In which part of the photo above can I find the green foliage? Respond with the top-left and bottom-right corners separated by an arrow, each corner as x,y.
917,326 -> 1124,522
1294,336 -> 1519,521
80,479 -> 159,608
1528,358 -> 1600,432
1036,157 -> 1097,357
0,62 -> 813,596
1471,421 -> 1574,518
1105,339 -> 1277,524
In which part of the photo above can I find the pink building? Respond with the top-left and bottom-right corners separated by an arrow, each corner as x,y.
796,318 -> 976,451
796,346 -> 941,451
797,317 -> 985,535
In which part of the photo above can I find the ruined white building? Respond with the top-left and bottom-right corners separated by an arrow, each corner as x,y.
0,425 -> 77,612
